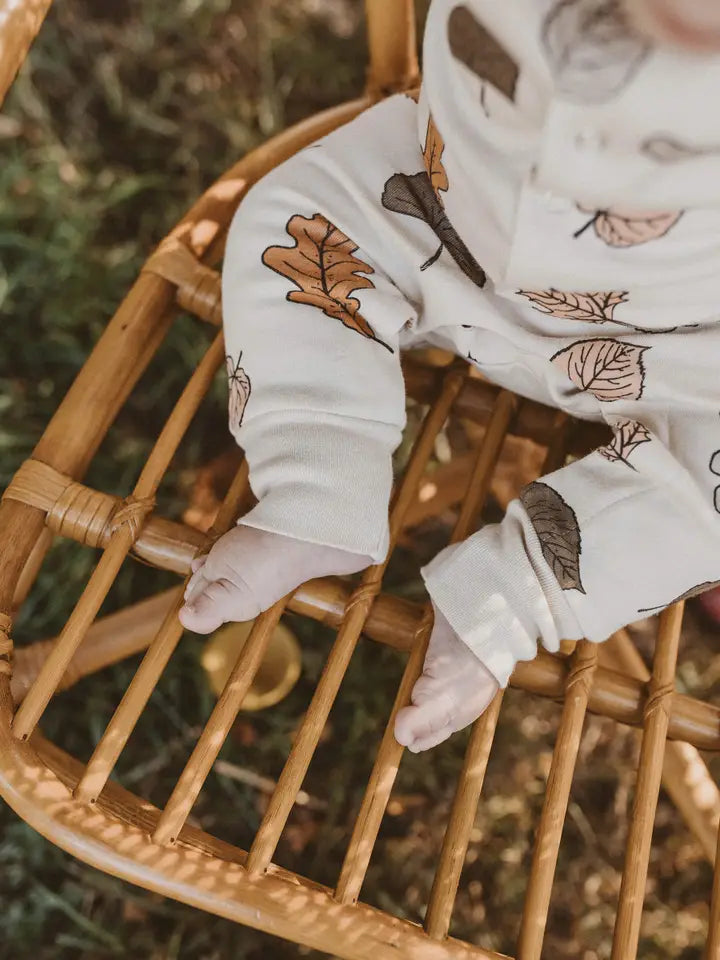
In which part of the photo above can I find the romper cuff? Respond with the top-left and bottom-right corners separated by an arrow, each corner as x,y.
236,414 -> 400,564
421,500 -> 584,687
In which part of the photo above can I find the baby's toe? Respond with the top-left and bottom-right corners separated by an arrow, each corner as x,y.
406,724 -> 454,754
394,691 -> 454,752
180,565 -> 264,633
179,579 -> 238,634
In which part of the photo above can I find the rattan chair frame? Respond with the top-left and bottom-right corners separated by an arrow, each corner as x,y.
2,3 -> 720,958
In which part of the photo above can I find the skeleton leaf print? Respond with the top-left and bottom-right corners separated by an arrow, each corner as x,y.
598,418 -> 651,468
517,289 -> 628,323
550,339 -> 649,402
573,205 -> 682,246
226,354 -> 251,432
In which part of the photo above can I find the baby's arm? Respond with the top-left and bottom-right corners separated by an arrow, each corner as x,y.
397,328 -> 720,750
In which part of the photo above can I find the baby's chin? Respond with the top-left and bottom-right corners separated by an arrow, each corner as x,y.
623,0 -> 720,52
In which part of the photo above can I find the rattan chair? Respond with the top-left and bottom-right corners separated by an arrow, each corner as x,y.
2,3 -> 720,958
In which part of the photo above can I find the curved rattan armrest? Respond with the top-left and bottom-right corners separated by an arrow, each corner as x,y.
0,0 -> 54,107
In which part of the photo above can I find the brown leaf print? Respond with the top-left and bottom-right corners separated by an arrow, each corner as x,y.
517,289 -> 628,322
448,5 -> 519,101
423,114 -> 449,201
520,482 -> 585,592
542,0 -> 650,103
598,418 -> 651,467
226,353 -> 251,432
638,580 -> 720,614
574,204 -> 682,246
382,173 -> 486,286
262,214 -> 391,352
551,338 -> 649,402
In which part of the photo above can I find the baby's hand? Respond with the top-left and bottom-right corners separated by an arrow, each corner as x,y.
394,605 -> 499,753
179,526 -> 371,634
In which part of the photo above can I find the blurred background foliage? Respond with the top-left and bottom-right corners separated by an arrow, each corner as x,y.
0,2 -> 717,958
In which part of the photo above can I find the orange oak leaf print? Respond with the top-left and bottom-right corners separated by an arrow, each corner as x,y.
226,353 -> 251,432
574,204 -> 682,246
423,114 -> 449,202
520,481 -> 584,593
598,418 -> 651,467
517,289 -> 628,322
551,338 -> 649,402
262,214 -> 391,352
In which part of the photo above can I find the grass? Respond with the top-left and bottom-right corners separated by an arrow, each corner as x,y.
1,2 -> 719,958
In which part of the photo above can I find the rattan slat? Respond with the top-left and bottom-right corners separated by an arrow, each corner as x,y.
611,602 -> 684,959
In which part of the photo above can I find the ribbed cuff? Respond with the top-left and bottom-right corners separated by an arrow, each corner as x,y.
237,415 -> 400,563
421,501 -> 583,687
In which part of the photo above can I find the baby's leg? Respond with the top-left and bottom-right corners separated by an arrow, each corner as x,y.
180,94 -> 433,633
397,316 -> 720,750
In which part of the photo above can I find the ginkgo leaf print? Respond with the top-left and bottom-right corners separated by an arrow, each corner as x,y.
423,114 -> 449,202
382,172 -> 486,286
542,0 -> 650,103
551,338 -> 649,402
520,481 -> 585,593
598,418 -> 651,467
226,353 -> 251,432
638,580 -> 720,614
517,289 -> 628,322
574,204 -> 682,246
448,5 -> 519,102
262,213 -> 391,352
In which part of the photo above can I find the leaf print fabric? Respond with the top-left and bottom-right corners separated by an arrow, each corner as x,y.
448,5 -> 519,102
520,482 -> 585,592
262,213 -> 391,352
226,353 -> 251,432
517,289 -> 628,322
641,136 -> 720,164
574,205 -> 682,246
542,0 -> 650,103
711,448 -> 720,514
551,339 -> 649,402
638,580 -> 720,614
382,172 -> 486,286
423,115 -> 449,202
598,418 -> 651,467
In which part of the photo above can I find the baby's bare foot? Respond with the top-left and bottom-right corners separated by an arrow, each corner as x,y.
394,605 -> 499,753
178,526 -> 371,634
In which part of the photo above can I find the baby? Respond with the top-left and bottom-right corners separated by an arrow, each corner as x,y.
180,0 -> 720,753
